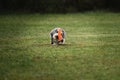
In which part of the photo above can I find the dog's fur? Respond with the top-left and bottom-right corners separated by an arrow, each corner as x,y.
50,28 -> 66,45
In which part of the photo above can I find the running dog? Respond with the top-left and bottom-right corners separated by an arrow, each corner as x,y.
50,27 -> 66,45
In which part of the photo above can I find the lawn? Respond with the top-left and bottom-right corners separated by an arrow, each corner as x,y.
0,12 -> 120,80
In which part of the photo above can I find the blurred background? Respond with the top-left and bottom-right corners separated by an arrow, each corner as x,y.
0,0 -> 120,13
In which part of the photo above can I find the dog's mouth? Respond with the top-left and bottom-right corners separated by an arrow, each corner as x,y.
54,36 -> 63,41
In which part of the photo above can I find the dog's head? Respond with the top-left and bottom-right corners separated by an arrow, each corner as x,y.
53,33 -> 63,42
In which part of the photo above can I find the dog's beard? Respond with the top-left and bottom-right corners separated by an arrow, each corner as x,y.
53,36 -> 65,44
53,33 -> 65,44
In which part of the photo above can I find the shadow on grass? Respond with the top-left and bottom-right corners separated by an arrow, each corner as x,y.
32,43 -> 72,47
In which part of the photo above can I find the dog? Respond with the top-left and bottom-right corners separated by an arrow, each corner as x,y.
50,27 -> 66,45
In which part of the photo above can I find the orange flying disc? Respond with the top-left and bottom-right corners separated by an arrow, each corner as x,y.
57,28 -> 62,41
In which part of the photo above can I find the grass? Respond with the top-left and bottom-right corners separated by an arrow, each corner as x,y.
0,12 -> 120,80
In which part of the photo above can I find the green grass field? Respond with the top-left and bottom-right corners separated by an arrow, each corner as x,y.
0,12 -> 120,80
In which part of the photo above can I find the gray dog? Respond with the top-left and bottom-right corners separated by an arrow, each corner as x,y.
50,28 -> 66,45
